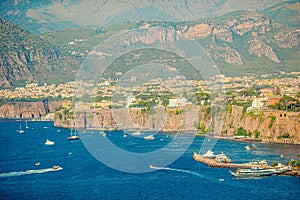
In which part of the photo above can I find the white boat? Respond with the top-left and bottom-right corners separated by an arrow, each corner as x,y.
25,120 -> 29,129
18,124 -> 24,133
132,131 -> 141,136
35,162 -> 41,166
99,131 -> 106,137
229,167 -> 287,178
215,152 -> 232,163
245,144 -> 257,151
45,139 -> 55,145
68,129 -> 79,140
144,135 -> 155,140
57,129 -> 61,132
201,150 -> 216,158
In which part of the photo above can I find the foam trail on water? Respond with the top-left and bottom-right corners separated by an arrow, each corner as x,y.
150,165 -> 204,178
0,167 -> 63,178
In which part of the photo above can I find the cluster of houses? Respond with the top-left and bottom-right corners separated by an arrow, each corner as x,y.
0,71 -> 299,113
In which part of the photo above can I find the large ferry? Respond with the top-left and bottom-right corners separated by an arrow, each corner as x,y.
229,167 -> 290,178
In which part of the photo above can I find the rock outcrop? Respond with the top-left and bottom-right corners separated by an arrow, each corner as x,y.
0,100 -> 63,119
248,39 -> 280,63
199,105 -> 300,144
0,19 -> 60,88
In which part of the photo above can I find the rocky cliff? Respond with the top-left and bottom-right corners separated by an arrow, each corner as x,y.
54,106 -> 199,132
0,19 -> 61,88
0,100 -> 63,119
199,105 -> 300,144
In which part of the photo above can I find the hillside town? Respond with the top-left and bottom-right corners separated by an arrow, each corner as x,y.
1,71 -> 299,112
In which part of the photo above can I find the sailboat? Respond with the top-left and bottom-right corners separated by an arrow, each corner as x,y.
18,124 -> 24,133
68,128 -> 79,140
25,120 -> 29,129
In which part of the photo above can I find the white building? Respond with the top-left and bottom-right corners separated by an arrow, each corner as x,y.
168,97 -> 188,108
247,98 -> 266,113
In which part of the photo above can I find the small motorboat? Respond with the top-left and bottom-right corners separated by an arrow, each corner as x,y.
35,162 -> 41,166
45,139 -> 55,145
52,166 -> 62,170
245,144 -> 257,151
144,135 -> 155,140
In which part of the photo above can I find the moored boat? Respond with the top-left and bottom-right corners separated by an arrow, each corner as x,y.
132,131 -> 141,136
215,152 -> 232,163
68,135 -> 80,140
18,124 -> 24,133
68,128 -> 79,140
144,135 -> 155,140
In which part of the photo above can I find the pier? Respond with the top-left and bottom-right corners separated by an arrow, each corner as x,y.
193,153 -> 272,169
193,153 -> 300,178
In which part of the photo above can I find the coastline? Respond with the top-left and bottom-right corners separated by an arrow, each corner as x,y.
1,117 -> 299,146
196,133 -> 300,146
193,152 -> 300,178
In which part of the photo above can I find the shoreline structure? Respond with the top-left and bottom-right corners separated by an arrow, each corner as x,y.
193,152 -> 300,178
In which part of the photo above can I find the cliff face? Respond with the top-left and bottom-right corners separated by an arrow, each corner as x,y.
0,101 -> 63,119
199,105 -> 300,144
54,106 -> 199,132
0,19 -> 61,88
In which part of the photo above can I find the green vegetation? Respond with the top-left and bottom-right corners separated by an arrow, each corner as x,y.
234,127 -> 251,137
268,116 -> 276,129
226,105 -> 232,113
239,87 -> 259,97
200,123 -> 207,133
254,129 -> 260,139
231,99 -> 252,115
272,161 -> 279,167
287,159 -> 295,167
269,95 -> 300,112
56,112 -> 62,120
277,132 -> 292,139
296,160 -> 300,168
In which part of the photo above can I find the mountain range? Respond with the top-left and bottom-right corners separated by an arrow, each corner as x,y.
0,0 -> 299,88
0,0 -> 287,34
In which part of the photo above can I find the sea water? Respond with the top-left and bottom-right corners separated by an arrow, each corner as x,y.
0,121 -> 299,199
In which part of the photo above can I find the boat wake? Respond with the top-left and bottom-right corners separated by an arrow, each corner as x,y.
0,167 -> 63,178
149,165 -> 204,178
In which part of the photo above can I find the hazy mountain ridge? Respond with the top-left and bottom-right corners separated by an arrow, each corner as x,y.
0,1 -> 299,88
0,18 -> 79,88
0,0 -> 287,34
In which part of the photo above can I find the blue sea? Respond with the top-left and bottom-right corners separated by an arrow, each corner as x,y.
0,121 -> 299,199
